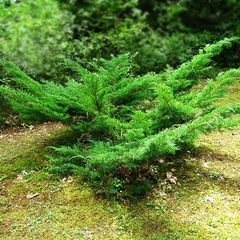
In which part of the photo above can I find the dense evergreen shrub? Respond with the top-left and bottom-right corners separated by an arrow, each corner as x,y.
0,0 -> 74,122
1,38 -> 239,195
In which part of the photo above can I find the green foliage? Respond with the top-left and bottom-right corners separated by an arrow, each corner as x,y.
0,0 -> 73,80
59,0 -> 141,32
0,53 -> 152,126
180,0 -> 240,35
1,38 -> 240,195
213,39 -> 240,69
2,0 -> 238,83
66,0 -> 240,75
1,0 -> 239,82
57,0 -> 217,75
137,0 -> 187,32
159,37 -> 238,92
0,95 -> 11,127
137,0 -> 240,36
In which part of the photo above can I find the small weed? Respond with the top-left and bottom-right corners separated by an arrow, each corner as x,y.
154,233 -> 182,240
0,175 -> 7,182
210,172 -> 224,180
107,177 -> 124,195
25,171 -> 53,183
146,201 -> 155,208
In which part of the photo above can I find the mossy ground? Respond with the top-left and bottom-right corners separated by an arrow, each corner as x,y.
0,82 -> 239,240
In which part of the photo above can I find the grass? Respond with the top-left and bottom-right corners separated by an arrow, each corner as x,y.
0,82 -> 239,239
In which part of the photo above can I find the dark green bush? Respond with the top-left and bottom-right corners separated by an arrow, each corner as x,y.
180,0 -> 240,35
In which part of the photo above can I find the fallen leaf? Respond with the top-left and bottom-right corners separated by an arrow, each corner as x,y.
169,177 -> 177,184
61,176 -> 74,184
166,172 -> 177,184
203,162 -> 209,168
158,159 -> 165,164
27,193 -> 39,199
177,182 -> 181,187
204,196 -> 214,202
29,125 -> 34,131
22,170 -> 28,176
218,176 -> 225,181
166,172 -> 173,179
167,185 -> 172,192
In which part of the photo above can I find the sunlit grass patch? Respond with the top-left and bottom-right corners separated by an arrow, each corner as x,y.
1,124 -> 240,239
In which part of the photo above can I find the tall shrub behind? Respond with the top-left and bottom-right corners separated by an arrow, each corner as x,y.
0,0 -> 73,80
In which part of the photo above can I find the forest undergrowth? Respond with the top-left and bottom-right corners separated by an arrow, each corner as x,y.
0,82 -> 239,240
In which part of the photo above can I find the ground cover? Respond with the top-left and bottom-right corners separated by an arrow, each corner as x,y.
0,82 -> 239,240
